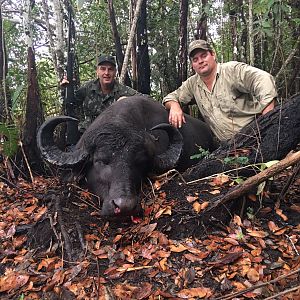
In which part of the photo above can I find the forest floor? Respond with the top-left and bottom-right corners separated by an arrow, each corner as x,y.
0,156 -> 299,300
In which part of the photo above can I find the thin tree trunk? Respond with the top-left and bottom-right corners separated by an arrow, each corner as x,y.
0,4 -> 11,123
229,8 -> 238,61
22,0 -> 43,169
177,0 -> 188,87
248,0 -> 254,65
136,0 -> 150,94
41,0 -> 59,81
107,0 -> 131,86
119,0 -> 143,84
194,0 -> 207,40
52,0 -> 65,81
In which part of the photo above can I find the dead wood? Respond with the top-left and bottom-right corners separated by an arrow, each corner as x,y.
183,94 -> 300,181
54,196 -> 74,262
202,150 -> 300,216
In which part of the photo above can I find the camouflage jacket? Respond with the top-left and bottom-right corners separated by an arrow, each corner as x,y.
73,79 -> 142,132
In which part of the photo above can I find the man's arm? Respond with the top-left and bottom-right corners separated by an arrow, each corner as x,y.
164,100 -> 186,128
262,99 -> 275,115
235,63 -> 277,113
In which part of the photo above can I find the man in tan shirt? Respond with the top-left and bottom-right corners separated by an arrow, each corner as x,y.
163,40 -> 277,141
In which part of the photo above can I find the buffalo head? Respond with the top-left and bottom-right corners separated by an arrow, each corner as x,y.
37,115 -> 183,217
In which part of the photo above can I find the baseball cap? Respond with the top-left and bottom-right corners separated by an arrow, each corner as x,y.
97,55 -> 116,66
188,40 -> 212,57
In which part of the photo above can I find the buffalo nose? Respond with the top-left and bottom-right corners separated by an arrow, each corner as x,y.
112,198 -> 133,215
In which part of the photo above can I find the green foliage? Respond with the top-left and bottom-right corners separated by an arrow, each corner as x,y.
190,146 -> 211,160
0,123 -> 19,157
246,207 -> 255,220
223,156 -> 249,166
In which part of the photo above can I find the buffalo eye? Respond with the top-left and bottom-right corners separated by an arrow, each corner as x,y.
94,153 -> 111,166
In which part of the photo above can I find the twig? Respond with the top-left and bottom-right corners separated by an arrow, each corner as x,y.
96,257 -> 100,300
55,196 -> 73,262
75,221 -> 86,251
278,162 -> 300,201
0,175 -> 17,188
19,141 -> 34,184
185,163 -> 261,185
264,284 -> 300,300
285,234 -> 299,256
214,267 -> 300,300
152,168 -> 186,183
203,151 -> 300,215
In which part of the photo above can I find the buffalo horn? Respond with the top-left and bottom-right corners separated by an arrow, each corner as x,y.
150,123 -> 183,172
37,116 -> 88,167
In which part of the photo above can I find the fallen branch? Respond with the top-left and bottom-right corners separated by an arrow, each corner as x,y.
203,150 -> 300,215
264,285 -> 300,300
214,267 -> 300,300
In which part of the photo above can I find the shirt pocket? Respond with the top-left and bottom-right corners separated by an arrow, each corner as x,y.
215,93 -> 239,115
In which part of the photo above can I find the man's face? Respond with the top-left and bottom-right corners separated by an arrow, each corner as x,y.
97,63 -> 117,86
191,49 -> 217,77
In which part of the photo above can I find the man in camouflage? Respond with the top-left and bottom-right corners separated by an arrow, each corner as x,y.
72,55 -> 143,133
163,40 -> 277,142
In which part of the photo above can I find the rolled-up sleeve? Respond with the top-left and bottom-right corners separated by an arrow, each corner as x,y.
162,76 -> 197,105
234,62 -> 277,107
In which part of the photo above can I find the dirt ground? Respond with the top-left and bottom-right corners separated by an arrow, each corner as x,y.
0,156 -> 299,299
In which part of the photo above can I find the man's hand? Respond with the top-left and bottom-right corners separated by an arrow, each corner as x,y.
262,99 -> 275,115
164,100 -> 186,128
60,75 -> 69,87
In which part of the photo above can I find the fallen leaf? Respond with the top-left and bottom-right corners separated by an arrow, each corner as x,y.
132,282 -> 152,299
211,251 -> 243,267
247,268 -> 260,282
224,237 -> 239,245
159,257 -> 168,271
0,272 -> 29,292
268,221 -> 279,232
193,201 -> 201,213
209,189 -> 221,195
211,174 -> 230,186
186,195 -> 198,203
275,208 -> 288,221
170,243 -> 187,252
177,287 -> 211,298
246,229 -> 268,238
34,206 -> 47,222
201,201 -> 209,210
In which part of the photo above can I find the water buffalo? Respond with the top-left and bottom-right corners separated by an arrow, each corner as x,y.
37,96 -> 217,217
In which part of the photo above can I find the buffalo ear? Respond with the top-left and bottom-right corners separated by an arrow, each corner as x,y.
150,123 -> 183,173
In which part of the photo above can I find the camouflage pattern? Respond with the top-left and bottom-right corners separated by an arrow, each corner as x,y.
74,79 -> 142,132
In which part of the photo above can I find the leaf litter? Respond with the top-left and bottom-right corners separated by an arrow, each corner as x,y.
0,170 -> 299,300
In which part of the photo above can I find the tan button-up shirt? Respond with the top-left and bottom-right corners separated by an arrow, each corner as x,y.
163,61 -> 277,141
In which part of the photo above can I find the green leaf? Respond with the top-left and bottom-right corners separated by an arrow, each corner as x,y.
0,123 -> 19,157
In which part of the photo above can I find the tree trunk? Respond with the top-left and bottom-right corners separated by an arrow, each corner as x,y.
0,5 -> 11,123
177,0 -> 188,87
194,0 -> 207,40
183,94 -> 300,182
248,0 -> 254,65
136,0 -> 150,94
52,0 -> 65,82
229,8 -> 238,61
119,0 -> 143,85
107,0 -> 131,87
22,0 -> 43,169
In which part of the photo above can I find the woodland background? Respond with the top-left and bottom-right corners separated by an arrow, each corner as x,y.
0,0 -> 300,165
0,1 -> 300,299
